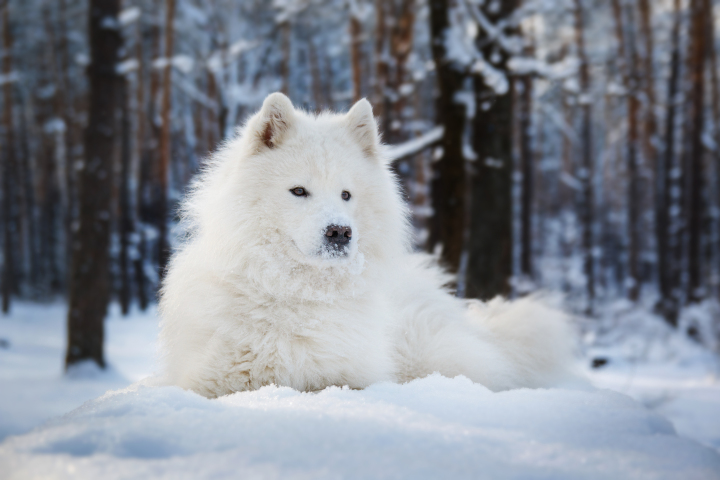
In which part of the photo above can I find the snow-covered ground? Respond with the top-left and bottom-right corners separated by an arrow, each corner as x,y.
583,298 -> 720,451
0,302 -> 159,441
0,301 -> 719,479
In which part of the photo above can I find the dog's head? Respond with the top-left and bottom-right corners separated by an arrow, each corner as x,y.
242,93 -> 408,267
184,93 -> 410,300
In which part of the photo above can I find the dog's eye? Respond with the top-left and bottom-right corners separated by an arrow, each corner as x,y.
342,191 -> 351,201
291,187 -> 307,197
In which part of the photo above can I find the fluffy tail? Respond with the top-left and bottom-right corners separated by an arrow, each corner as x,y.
466,295 -> 582,389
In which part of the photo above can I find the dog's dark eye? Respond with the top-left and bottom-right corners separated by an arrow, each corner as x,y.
291,187 -> 307,197
342,191 -> 351,201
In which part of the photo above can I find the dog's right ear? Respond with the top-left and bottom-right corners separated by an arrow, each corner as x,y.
250,92 -> 295,150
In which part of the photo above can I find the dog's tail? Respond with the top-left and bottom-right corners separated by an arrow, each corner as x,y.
466,295 -> 582,389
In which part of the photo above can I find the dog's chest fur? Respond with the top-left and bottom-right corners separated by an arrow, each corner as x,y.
183,287 -> 397,397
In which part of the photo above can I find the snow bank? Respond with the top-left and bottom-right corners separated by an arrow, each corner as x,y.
2,375 -> 719,480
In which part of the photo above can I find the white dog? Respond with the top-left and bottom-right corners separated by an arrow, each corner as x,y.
158,93 -> 577,398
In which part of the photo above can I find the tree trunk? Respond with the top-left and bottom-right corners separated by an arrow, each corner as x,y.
349,12 -> 363,103
57,0 -> 77,292
119,74 -> 132,315
65,0 -> 122,368
308,39 -> 326,109
133,12 -> 149,311
279,21 -> 290,95
157,0 -> 176,280
518,29 -> 535,281
465,0 -> 518,300
684,0 -> 709,304
707,0 -> 720,299
374,0 -> 387,120
657,0 -> 682,325
2,1 -> 15,313
427,0 -> 468,278
638,0 -> 663,302
574,0 -> 595,313
611,0 -> 642,301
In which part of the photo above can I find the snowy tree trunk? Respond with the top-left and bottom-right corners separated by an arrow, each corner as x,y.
427,0 -> 468,277
465,0 -> 518,300
684,0 -> 709,304
280,21 -> 290,96
638,0 -> 663,303
56,0 -> 77,290
373,0 -> 387,120
518,29 -> 536,282
1,0 -> 15,313
119,74 -> 132,315
656,0 -> 682,325
611,0 -> 641,301
134,16 -> 149,311
157,0 -> 176,279
706,0 -> 720,299
65,0 -> 123,368
574,0 -> 595,313
349,12 -> 363,103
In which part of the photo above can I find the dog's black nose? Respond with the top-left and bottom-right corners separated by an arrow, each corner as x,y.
325,225 -> 352,246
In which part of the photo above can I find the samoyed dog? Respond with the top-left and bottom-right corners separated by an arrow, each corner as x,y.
159,93 -> 577,398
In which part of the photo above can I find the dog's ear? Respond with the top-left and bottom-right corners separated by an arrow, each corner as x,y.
345,99 -> 380,158
251,92 -> 295,149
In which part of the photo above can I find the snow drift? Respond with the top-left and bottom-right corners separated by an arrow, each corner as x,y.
1,374 -> 719,480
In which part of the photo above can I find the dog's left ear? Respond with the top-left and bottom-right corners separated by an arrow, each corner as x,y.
345,99 -> 380,158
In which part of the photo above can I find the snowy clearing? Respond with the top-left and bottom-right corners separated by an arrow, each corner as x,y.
0,302 -> 158,441
1,302 -> 719,479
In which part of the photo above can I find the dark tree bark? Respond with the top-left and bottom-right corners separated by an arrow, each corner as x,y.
384,0 -> 417,195
684,0 -> 709,304
373,0 -> 387,119
465,0 -> 518,300
18,102 -> 39,290
657,0 -> 683,325
611,0 -> 641,301
57,0 -> 77,289
134,15 -> 149,311
2,1 -> 16,313
427,0 -> 468,277
65,0 -> 122,368
119,74 -> 132,315
157,0 -> 176,279
518,31 -> 535,281
707,0 -> 720,299
638,0 -> 663,303
655,0 -> 681,326
574,0 -> 595,313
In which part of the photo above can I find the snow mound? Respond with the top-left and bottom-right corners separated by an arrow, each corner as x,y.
1,375 -> 719,480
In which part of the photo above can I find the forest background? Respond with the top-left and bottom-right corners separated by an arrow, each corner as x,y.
1,0 -> 719,370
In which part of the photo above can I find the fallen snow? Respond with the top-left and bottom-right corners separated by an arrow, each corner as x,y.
583,298 -> 720,452
1,302 -> 719,479
2,375 -> 720,480
0,302 -> 158,441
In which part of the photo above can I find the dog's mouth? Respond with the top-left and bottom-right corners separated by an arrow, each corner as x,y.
288,238 -> 351,262
318,243 -> 350,259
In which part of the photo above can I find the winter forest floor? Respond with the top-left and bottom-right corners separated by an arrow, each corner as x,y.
0,300 -> 719,478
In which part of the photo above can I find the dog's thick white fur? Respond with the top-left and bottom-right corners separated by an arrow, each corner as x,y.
159,93 -> 577,398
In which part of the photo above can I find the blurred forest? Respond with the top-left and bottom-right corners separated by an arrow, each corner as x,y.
1,0 -> 719,367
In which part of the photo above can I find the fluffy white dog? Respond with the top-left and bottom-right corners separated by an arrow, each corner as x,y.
159,93 -> 577,398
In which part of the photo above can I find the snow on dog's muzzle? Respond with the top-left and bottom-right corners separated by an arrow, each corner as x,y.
322,224 -> 352,256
